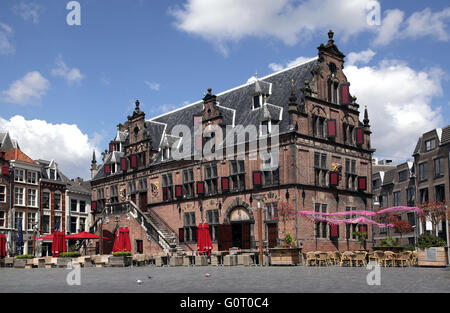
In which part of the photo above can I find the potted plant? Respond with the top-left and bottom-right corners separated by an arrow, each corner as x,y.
109,251 -> 132,267
374,236 -> 404,253
269,232 -> 300,266
14,254 -> 34,268
352,231 -> 368,250
57,252 -> 81,267
417,233 -> 448,267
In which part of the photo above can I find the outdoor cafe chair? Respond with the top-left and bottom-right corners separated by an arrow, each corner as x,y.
410,251 -> 418,266
317,252 -> 329,266
372,251 -> 386,266
396,251 -> 412,267
339,251 -> 354,267
305,252 -> 318,266
353,251 -> 367,267
383,251 -> 396,267
326,252 -> 335,265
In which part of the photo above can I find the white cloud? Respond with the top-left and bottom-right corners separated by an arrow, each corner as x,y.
0,115 -> 100,180
145,81 -> 160,91
403,8 -> 450,41
2,71 -> 50,105
51,55 -> 84,85
344,59 -> 444,160
373,7 -> 450,46
269,56 -> 315,72
0,22 -> 15,55
12,2 -> 43,24
170,0 -> 377,54
346,49 -> 376,66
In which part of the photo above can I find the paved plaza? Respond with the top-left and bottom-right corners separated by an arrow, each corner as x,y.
0,266 -> 449,293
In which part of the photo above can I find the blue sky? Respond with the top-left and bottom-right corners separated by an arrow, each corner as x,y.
0,0 -> 449,179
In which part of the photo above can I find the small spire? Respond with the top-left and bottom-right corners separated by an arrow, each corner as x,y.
92,150 -> 96,164
289,80 -> 297,104
328,29 -> 334,41
255,72 -> 259,79
364,105 -> 370,126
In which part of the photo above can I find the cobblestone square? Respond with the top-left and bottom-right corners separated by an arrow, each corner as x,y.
0,266 -> 448,293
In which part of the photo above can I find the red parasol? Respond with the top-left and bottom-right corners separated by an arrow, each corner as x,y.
203,223 -> 213,257
123,227 -> 131,252
112,228 -> 120,252
66,232 -> 107,240
0,233 -> 6,259
197,223 -> 205,255
37,234 -> 54,240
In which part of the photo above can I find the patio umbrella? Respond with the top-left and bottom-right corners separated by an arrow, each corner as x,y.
112,228 -> 121,252
59,231 -> 67,254
37,234 -> 54,240
197,223 -> 204,255
51,231 -> 60,257
0,233 -> 6,259
203,223 -> 213,257
123,227 -> 131,252
66,232 -> 107,240
17,219 -> 23,255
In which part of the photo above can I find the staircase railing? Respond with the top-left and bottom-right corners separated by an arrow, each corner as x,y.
126,200 -> 173,252
147,208 -> 194,252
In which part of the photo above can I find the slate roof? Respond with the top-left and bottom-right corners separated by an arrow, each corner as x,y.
0,132 -> 18,151
93,57 -> 320,181
440,125 -> 450,145
382,168 -> 396,186
60,172 -> 91,195
413,125 -> 450,155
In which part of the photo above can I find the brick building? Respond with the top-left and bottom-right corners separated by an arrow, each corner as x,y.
90,31 -> 375,255
372,126 -> 450,246
0,151 -> 11,252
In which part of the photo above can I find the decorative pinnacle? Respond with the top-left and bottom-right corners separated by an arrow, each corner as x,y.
364,105 -> 370,126
255,72 -> 259,79
328,29 -> 334,41
135,100 -> 140,108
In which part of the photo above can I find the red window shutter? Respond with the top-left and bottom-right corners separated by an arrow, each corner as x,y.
104,164 -> 110,175
355,127 -> 364,146
175,185 -> 183,199
329,171 -> 339,187
91,201 -> 97,212
340,83 -> 351,105
162,187 -> 168,201
253,171 -> 262,188
358,176 -> 367,191
359,225 -> 367,233
196,181 -> 205,196
179,228 -> 184,243
221,177 -> 230,193
109,143 -> 114,152
1,165 -> 9,175
131,155 -> 137,168
120,158 -> 127,171
330,224 -> 339,238
327,119 -> 337,138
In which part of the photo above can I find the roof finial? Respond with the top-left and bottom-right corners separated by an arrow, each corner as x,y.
328,29 -> 334,41
364,105 -> 370,126
255,72 -> 259,79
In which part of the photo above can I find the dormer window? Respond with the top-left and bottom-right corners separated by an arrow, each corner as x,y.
312,115 -> 326,138
162,147 -> 171,161
425,139 -> 436,152
253,95 -> 263,109
49,169 -> 56,180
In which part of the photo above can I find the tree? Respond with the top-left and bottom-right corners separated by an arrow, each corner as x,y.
419,201 -> 449,236
277,201 -> 295,240
388,216 -> 413,241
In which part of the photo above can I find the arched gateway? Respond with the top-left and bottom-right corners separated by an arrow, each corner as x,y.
217,200 -> 254,251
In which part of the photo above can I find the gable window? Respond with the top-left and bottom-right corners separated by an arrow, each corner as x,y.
48,169 -> 56,180
312,116 -> 326,138
262,153 -> 279,187
162,147 -> 171,161
183,168 -> 194,199
43,191 -> 50,209
419,162 -> 428,182
373,179 -> 381,190
343,123 -> 354,145
204,163 -> 218,195
344,159 -> 357,190
425,139 -> 436,152
230,160 -> 245,191
434,158 -> 444,178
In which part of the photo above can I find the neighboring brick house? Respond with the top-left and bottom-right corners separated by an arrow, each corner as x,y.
36,159 -> 67,256
90,31 -> 374,255
64,177 -> 92,234
372,161 -> 418,246
3,148 -> 41,255
0,151 -> 11,253
413,126 -> 450,240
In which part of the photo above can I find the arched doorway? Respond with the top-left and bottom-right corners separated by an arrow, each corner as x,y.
218,205 -> 253,251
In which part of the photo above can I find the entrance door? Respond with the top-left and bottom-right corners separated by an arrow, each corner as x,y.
140,192 -> 147,212
232,223 -> 242,248
267,223 -> 278,248
217,224 -> 232,251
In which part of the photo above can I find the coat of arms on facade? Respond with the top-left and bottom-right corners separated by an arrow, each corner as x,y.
151,182 -> 159,197
119,187 -> 127,202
